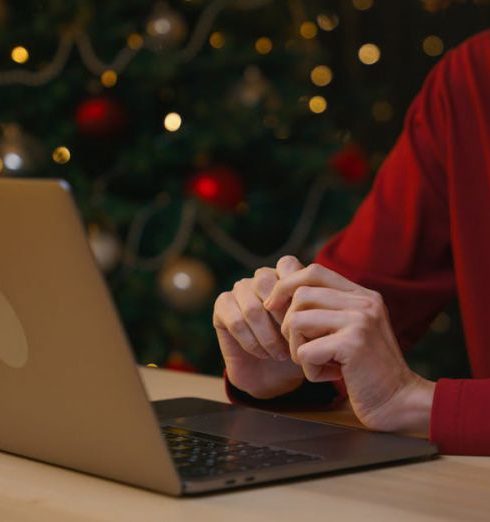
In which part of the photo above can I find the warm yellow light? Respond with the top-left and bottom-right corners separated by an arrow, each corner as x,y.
300,21 -> 318,39
11,46 -> 29,64
372,101 -> 394,122
309,96 -> 328,114
164,112 -> 182,132
0,157 -> 3,173
422,35 -> 444,57
358,43 -> 381,65
52,146 -> 71,164
310,65 -> 333,87
255,36 -> 272,54
146,363 -> 158,368
209,32 -> 225,49
353,0 -> 374,10
100,69 -> 118,88
317,13 -> 339,31
127,33 -> 144,50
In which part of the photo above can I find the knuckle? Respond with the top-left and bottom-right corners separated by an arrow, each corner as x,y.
228,317 -> 246,337
277,255 -> 298,267
243,304 -> 263,322
293,285 -> 311,303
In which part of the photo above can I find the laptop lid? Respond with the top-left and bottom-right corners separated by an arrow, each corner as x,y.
0,178 -> 181,495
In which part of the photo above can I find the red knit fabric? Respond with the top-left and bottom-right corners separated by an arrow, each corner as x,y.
315,30 -> 490,455
226,30 -> 490,455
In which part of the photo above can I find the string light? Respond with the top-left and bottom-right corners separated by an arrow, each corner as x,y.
372,101 -> 393,122
422,35 -> 444,57
300,21 -> 318,39
255,36 -> 272,54
353,0 -> 374,10
164,112 -> 182,132
317,13 -> 339,31
310,65 -> 333,87
52,146 -> 71,164
146,363 -> 158,368
3,152 -> 23,171
309,95 -> 327,114
127,33 -> 144,50
358,43 -> 381,65
100,69 -> 118,87
209,31 -> 225,49
11,46 -> 29,64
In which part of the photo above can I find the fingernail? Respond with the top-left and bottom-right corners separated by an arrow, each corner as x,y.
263,297 -> 272,309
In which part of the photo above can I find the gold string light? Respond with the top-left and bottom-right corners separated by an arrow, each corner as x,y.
100,69 -> 118,88
309,95 -> 327,114
164,112 -> 182,132
209,31 -> 225,49
310,65 -> 333,87
317,13 -> 339,31
353,0 -> 374,10
52,146 -> 71,164
255,36 -> 272,54
422,35 -> 444,56
358,43 -> 381,65
127,33 -> 144,50
372,101 -> 393,122
300,21 -> 318,39
11,46 -> 29,64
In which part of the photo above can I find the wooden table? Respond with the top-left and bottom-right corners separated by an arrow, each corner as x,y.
1,367 -> 489,522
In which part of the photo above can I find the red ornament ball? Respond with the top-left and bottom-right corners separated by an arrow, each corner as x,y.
75,96 -> 128,138
329,143 -> 370,184
164,351 -> 197,373
187,166 -> 244,211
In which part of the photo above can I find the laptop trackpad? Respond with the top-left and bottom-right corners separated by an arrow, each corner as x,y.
163,408 -> 345,444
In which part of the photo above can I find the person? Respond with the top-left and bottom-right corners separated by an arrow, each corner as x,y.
213,27 -> 490,456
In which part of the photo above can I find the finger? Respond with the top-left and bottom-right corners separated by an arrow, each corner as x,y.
296,333 -> 344,366
276,255 -> 304,279
302,362 -> 343,382
289,330 -> 306,365
252,267 -> 283,326
265,264 -> 361,312
215,291 -> 270,359
233,280 -> 290,361
290,286 -> 371,313
284,309 -> 360,340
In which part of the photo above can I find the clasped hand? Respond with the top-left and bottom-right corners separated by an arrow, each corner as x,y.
213,255 -> 435,434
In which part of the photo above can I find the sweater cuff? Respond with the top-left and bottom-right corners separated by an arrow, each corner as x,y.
224,370 -> 346,412
430,378 -> 490,455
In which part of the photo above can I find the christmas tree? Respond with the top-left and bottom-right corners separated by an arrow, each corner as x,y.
1,0 -> 488,378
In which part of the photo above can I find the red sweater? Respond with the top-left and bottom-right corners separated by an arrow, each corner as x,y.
315,30 -> 490,456
227,30 -> 490,456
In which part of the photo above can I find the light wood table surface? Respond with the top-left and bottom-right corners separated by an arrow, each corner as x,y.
1,367 -> 490,522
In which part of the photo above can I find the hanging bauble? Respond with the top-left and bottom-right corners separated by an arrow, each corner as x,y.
329,143 -> 370,184
158,257 -> 215,311
75,96 -> 128,139
230,66 -> 271,108
87,225 -> 123,272
146,1 -> 188,51
164,351 -> 198,373
0,123 -> 44,175
187,165 -> 244,211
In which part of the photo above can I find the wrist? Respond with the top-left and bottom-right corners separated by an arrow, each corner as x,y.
391,374 -> 436,437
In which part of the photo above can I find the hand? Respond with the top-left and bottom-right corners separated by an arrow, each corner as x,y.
265,261 -> 435,434
213,256 -> 305,399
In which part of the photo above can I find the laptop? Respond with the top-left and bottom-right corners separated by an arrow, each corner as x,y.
0,178 -> 438,496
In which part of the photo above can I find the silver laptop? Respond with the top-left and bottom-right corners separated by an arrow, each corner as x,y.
0,178 -> 438,496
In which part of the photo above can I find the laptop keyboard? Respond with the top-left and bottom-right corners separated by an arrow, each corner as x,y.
161,425 -> 323,480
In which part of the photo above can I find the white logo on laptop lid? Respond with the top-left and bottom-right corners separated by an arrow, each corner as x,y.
0,291 -> 29,368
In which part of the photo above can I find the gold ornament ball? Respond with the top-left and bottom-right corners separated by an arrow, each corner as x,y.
158,257 -> 215,311
146,1 -> 188,49
88,226 -> 122,273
